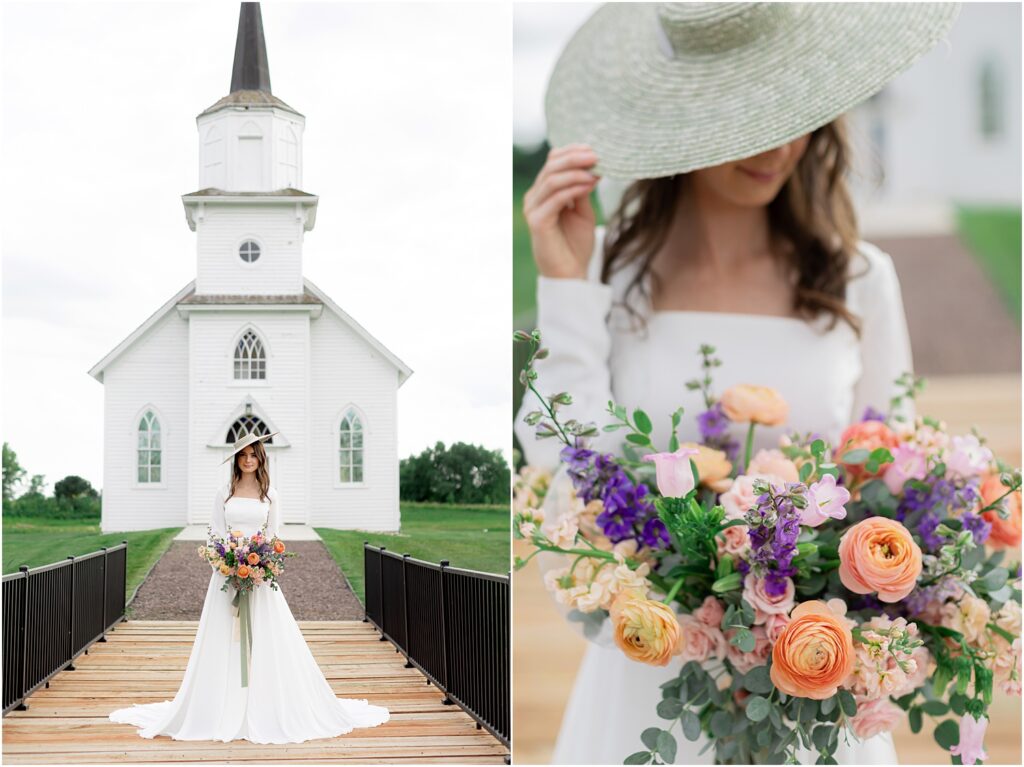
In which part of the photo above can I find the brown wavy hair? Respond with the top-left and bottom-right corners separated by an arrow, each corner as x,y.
601,118 -> 863,335
227,440 -> 271,502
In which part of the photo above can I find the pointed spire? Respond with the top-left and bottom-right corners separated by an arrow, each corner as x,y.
230,3 -> 272,94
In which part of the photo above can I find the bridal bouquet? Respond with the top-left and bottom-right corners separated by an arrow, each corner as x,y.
198,527 -> 296,685
513,330 -> 1022,766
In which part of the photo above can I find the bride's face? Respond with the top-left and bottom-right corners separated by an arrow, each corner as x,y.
690,133 -> 810,208
237,446 -> 259,475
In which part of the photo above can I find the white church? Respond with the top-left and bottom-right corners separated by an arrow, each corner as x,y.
89,3 -> 411,533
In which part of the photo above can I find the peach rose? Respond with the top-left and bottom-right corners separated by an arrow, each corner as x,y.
849,697 -> 903,739
770,600 -> 854,699
678,614 -> 727,663
746,450 -> 800,484
742,575 -> 795,625
246,552 -> 260,565
838,517 -> 922,602
609,589 -> 684,666
219,563 -> 232,576
693,596 -> 725,628
835,421 -> 898,485
764,613 -> 791,644
273,539 -> 286,554
720,385 -> 789,426
678,442 -> 733,493
720,475 -> 760,519
717,523 -> 751,559
236,565 -> 251,578
979,473 -> 1022,549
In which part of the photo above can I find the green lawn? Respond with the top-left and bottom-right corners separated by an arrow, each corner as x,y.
956,205 -> 1022,321
2,516 -> 182,603
316,504 -> 510,604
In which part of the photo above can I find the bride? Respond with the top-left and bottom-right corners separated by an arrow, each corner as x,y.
515,3 -> 958,764
109,429 -> 390,743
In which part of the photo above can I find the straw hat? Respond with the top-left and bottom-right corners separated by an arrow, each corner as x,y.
545,2 -> 960,180
221,428 -> 279,465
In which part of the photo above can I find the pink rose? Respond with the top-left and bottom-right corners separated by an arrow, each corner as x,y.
742,575 -> 795,625
747,450 -> 799,483
717,523 -> 751,558
720,475 -> 759,519
882,444 -> 928,495
678,614 -> 727,663
693,596 -> 725,628
849,697 -> 904,739
643,447 -> 700,498
764,613 -> 791,644
946,435 -> 994,481
726,625 -> 771,674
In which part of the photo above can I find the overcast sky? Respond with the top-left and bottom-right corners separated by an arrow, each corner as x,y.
1,2 -> 511,493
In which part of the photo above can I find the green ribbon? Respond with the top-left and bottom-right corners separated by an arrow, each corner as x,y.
231,590 -> 253,687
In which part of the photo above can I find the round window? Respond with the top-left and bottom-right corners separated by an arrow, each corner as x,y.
239,240 -> 261,263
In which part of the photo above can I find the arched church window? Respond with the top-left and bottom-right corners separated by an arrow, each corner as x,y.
227,416 -> 273,444
137,410 -> 161,483
239,240 -> 261,263
234,330 -> 266,379
339,408 -> 364,483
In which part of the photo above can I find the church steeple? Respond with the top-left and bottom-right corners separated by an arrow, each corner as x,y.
230,3 -> 272,94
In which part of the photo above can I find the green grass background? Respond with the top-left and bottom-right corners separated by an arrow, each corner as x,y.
317,504 -> 510,604
956,205 -> 1022,320
2,516 -> 182,602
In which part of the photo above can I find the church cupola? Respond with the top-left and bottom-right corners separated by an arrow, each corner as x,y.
195,2 -> 306,193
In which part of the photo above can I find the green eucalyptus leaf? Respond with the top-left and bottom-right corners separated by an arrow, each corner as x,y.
681,709 -> 702,741
746,695 -> 771,722
624,751 -> 651,765
908,706 -> 922,734
837,689 -> 857,717
934,719 -> 960,750
710,710 -> 733,739
743,665 -> 774,694
919,700 -> 949,716
656,730 -> 677,764
820,695 -> 837,716
656,698 -> 684,720
641,728 -> 662,750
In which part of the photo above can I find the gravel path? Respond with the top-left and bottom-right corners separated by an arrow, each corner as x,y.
128,540 -> 365,621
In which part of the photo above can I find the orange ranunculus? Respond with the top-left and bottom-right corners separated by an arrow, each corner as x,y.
247,552 -> 260,565
273,540 -> 286,554
980,473 -> 1023,548
609,589 -> 684,667
835,421 -> 898,485
720,385 -> 789,427
770,600 -> 854,700
678,442 -> 733,493
838,517 -> 922,602
237,565 -> 251,578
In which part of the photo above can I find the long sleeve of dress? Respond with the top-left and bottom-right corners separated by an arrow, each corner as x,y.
267,487 -> 281,539
514,228 -> 624,471
848,241 -> 916,424
211,485 -> 227,539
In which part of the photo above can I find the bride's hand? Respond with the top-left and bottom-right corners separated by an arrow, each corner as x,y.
523,144 -> 600,280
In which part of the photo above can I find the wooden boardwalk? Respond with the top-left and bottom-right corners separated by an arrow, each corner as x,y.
3,620 -> 508,764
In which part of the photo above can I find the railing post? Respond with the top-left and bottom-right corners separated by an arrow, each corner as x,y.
362,541 -> 369,623
377,547 -> 387,641
438,559 -> 453,705
16,566 -> 29,711
401,554 -> 412,668
98,547 -> 108,642
66,556 -> 76,671
118,540 -> 127,625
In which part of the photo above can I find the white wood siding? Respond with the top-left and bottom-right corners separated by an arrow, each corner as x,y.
194,205 -> 305,296
100,311 -> 189,533
187,312 -> 311,526
310,310 -> 400,531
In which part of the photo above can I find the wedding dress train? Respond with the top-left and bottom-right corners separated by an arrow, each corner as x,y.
109,487 -> 389,743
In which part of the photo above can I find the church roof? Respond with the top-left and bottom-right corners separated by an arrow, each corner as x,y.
198,90 -> 302,118
87,280 -> 412,386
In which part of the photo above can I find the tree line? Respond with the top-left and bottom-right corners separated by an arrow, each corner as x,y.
2,443 -> 101,518
399,441 -> 510,506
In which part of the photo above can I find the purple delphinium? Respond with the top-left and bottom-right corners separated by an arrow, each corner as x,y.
961,511 -> 992,545
861,406 -> 887,423
558,444 -> 664,549
698,402 -> 730,440
917,511 -> 945,552
745,483 -> 802,596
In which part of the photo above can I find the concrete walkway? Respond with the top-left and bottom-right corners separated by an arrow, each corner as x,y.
174,523 -> 322,541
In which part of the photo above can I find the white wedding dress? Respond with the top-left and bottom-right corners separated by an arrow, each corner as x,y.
109,484 -> 390,743
514,229 -> 912,764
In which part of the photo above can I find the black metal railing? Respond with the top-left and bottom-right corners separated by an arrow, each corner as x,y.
363,544 -> 510,749
2,542 -> 128,715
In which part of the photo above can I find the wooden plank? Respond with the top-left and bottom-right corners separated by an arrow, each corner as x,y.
3,620 -> 508,764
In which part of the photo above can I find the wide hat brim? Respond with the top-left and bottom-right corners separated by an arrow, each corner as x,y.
221,431 -> 279,465
545,2 -> 960,180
